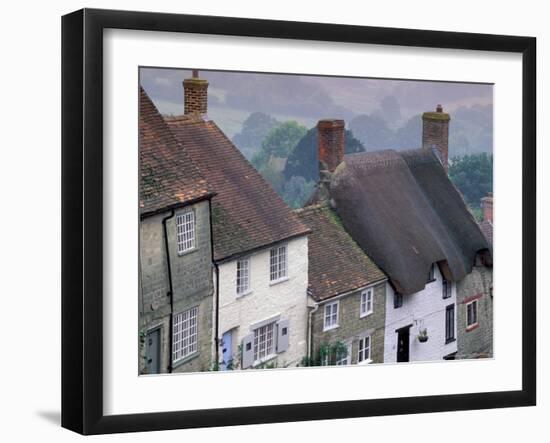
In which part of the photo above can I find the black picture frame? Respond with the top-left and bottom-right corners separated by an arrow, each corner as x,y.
61,8 -> 536,435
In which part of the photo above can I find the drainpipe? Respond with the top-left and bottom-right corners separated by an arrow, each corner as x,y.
307,303 -> 320,363
208,199 -> 220,369
162,209 -> 175,373
213,262 -> 220,368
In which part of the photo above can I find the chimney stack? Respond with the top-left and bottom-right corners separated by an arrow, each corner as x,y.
317,119 -> 345,202
183,70 -> 208,116
481,192 -> 493,223
318,119 -> 345,173
422,104 -> 450,172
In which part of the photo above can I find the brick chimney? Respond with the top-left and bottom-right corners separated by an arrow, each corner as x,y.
422,104 -> 450,172
183,70 -> 208,116
317,119 -> 345,201
481,192 -> 493,223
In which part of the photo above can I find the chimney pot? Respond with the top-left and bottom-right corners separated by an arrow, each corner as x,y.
436,104 -> 443,112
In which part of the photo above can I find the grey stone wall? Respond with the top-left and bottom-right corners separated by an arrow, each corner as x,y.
311,281 -> 386,365
139,199 -> 215,374
456,264 -> 493,359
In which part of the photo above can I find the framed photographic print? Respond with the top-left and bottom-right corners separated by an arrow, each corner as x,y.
61,8 -> 536,435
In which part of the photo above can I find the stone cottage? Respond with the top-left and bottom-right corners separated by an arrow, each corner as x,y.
456,193 -> 494,359
164,72 -> 311,370
139,88 -> 216,374
295,204 -> 387,366
309,107 -> 492,363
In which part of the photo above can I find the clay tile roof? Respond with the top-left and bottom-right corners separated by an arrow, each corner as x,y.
165,116 -> 310,261
295,204 -> 386,302
330,148 -> 490,296
139,88 -> 213,217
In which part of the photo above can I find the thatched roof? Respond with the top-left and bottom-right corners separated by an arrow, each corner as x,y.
330,148 -> 490,295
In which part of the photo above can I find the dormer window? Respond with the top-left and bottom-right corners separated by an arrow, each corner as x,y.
427,264 -> 435,282
442,278 -> 452,299
394,292 -> 403,309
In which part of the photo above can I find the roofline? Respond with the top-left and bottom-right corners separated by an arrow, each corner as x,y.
213,230 -> 311,265
139,192 -> 216,220
309,277 -> 388,304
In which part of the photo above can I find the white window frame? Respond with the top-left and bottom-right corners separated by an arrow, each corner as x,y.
360,288 -> 374,317
176,210 -> 196,254
236,257 -> 251,296
323,301 -> 339,331
466,299 -> 479,328
172,306 -> 198,363
253,321 -> 276,362
357,334 -> 372,364
269,244 -> 288,283
336,342 -> 352,366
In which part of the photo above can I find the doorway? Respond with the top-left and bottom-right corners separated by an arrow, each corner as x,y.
146,328 -> 161,374
396,325 -> 411,362
221,330 -> 234,370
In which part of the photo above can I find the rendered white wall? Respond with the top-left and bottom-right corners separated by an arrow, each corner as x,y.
217,235 -> 309,368
384,265 -> 458,363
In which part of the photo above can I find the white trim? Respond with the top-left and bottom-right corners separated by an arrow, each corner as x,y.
466,299 -> 479,328
360,288 -> 374,318
323,301 -> 340,331
357,334 -> 372,364
175,209 -> 196,254
172,306 -> 199,363
236,256 -> 251,296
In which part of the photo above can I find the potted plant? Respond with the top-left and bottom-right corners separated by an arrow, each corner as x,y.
418,328 -> 429,343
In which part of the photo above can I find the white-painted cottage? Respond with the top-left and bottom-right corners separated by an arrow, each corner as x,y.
165,72 -> 311,370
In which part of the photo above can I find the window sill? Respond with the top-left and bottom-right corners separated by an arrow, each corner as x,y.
445,337 -> 456,345
269,276 -> 289,286
236,290 -> 253,299
177,246 -> 198,257
426,278 -> 436,284
172,351 -> 199,369
466,323 -> 480,332
360,311 -> 373,319
358,358 -> 373,365
323,324 -> 339,332
253,354 -> 277,367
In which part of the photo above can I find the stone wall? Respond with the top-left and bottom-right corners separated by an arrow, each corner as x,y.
139,199 -> 214,374
456,264 -> 493,359
310,281 -> 387,365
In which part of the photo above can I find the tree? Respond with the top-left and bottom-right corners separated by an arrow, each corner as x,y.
232,112 -> 279,152
284,127 -> 365,182
260,121 -> 308,158
249,121 -> 307,196
281,175 -> 316,209
448,153 -> 493,209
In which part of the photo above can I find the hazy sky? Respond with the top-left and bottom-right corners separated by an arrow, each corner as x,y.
141,67 -> 492,131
